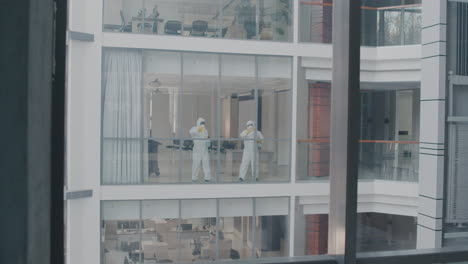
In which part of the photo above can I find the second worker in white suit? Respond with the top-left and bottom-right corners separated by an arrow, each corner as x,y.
190,117 -> 211,182
239,120 -> 264,182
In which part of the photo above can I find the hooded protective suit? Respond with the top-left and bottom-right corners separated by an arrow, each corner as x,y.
189,118 -> 211,181
239,120 -> 264,181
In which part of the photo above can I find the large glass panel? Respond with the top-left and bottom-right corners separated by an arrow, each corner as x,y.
180,53 -> 219,183
358,89 -> 420,183
103,50 -> 292,184
219,54 -> 256,183
361,0 -> 422,46
357,0 -> 421,252
103,0 -> 293,42
102,201 -> 142,264
357,213 -> 417,252
299,0 -> 333,43
403,5 -> 422,45
257,56 -> 292,182
219,198 -> 254,260
299,0 -> 421,46
254,197 -> 289,258
180,199 -> 217,262
143,50 -> 182,184
141,200 -> 180,262
221,0 -> 293,41
359,140 -> 419,182
103,0 -> 144,33
357,87 -> 420,252
103,0 -> 220,37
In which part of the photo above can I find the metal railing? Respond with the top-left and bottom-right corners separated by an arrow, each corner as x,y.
297,139 -> 419,182
358,140 -> 419,182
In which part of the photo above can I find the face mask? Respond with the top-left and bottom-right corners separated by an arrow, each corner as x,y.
200,122 -> 205,126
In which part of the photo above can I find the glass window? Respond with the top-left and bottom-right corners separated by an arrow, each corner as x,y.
356,90 -> 420,251
102,198 -> 290,262
299,0 -> 422,46
357,213 -> 417,252
141,200 -> 180,262
356,0 -> 421,252
299,0 -> 333,43
369,0 -> 421,46
180,199 -> 217,262
102,201 -> 142,264
257,56 -> 292,182
180,53 -> 219,183
218,54 -> 256,183
219,198 -> 254,260
143,51 -> 181,184
103,0 -> 293,42
359,89 -> 420,182
102,49 -> 292,185
254,197 -> 289,258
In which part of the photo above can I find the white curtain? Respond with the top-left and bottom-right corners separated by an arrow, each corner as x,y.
102,49 -> 143,184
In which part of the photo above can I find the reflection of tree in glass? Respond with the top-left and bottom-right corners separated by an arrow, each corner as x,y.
383,10 -> 402,46
403,8 -> 422,44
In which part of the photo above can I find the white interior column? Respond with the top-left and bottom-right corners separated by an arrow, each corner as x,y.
417,0 -> 447,249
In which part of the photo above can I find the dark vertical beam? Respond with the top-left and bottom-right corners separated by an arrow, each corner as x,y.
52,0 -> 67,262
328,0 -> 361,264
0,0 -> 64,263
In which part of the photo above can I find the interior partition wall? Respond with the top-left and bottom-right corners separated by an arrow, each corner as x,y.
101,48 -> 292,185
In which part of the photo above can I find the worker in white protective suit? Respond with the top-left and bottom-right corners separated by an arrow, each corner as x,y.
189,117 -> 211,182
239,120 -> 264,182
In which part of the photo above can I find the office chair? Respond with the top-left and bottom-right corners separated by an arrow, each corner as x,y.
164,21 -> 182,35
190,20 -> 208,37
119,10 -> 132,32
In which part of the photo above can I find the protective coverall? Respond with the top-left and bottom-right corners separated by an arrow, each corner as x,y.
189,118 -> 211,181
239,120 -> 264,181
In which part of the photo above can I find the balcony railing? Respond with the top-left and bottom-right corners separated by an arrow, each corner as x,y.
299,1 -> 421,46
297,140 -> 419,182
362,4 -> 422,47
358,140 -> 419,182
102,0 -> 293,42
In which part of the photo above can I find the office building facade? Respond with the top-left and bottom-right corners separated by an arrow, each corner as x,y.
65,0 -> 468,263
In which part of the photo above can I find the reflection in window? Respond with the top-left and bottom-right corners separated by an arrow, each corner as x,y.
101,49 -> 292,185
102,0 -> 293,42
299,0 -> 421,46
